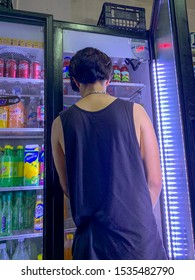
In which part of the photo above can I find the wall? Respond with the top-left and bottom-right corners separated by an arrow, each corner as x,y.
13,0 -> 153,28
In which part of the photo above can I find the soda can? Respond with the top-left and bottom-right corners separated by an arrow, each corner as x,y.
6,59 -> 17,78
18,60 -> 29,78
30,61 -> 41,79
0,58 -> 4,77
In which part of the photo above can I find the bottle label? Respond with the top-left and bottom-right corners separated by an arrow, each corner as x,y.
121,71 -> 129,82
1,216 -> 6,232
113,69 -> 121,82
0,162 -> 12,178
34,202 -> 43,231
37,106 -> 44,121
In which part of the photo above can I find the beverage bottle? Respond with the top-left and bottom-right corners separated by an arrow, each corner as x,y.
0,106 -> 8,128
6,240 -> 16,260
1,193 -> 12,236
12,238 -> 30,260
8,100 -> 24,128
26,97 -> 38,128
16,145 -> 24,186
37,96 -> 44,128
12,191 -> 24,233
63,56 -> 71,79
0,145 -> 13,187
112,61 -> 121,82
25,239 -> 38,260
39,144 -> 44,185
11,145 -> 17,186
64,233 -> 73,260
120,62 -> 130,82
0,243 -> 10,260
24,144 -> 39,186
23,191 -> 32,229
34,194 -> 44,233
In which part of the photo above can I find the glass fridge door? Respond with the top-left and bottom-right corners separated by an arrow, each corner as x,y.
150,0 -> 195,259
0,12 -> 53,260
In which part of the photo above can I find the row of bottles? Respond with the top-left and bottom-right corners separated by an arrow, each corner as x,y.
0,191 -> 43,236
0,238 -> 42,260
0,58 -> 43,79
0,94 -> 44,128
0,144 -> 44,187
112,61 -> 130,83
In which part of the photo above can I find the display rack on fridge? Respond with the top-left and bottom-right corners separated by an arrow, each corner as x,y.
53,0 -> 195,260
0,8 -> 53,260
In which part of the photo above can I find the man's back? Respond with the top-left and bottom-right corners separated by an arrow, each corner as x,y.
59,98 -> 167,260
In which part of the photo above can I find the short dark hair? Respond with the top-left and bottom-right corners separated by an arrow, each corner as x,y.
69,47 -> 113,92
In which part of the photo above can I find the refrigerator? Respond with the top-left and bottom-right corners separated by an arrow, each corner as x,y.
53,0 -> 195,260
0,8 -> 54,259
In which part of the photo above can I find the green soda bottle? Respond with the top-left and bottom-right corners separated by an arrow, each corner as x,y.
11,146 -> 17,186
0,145 -> 13,187
12,191 -> 23,233
15,146 -> 24,186
1,193 -> 12,236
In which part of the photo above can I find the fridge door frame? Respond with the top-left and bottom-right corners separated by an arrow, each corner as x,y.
149,0 -> 195,259
0,8 -> 54,260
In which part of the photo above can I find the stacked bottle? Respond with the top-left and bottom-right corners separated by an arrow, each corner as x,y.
0,190 -> 37,236
112,60 -> 130,83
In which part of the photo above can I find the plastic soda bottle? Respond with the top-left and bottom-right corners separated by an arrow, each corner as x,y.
16,145 -> 24,186
37,94 -> 44,128
1,193 -> 12,236
0,145 -> 13,187
64,233 -> 73,260
34,194 -> 43,233
26,97 -> 38,128
0,106 -> 8,128
39,144 -> 44,185
0,243 -> 10,260
12,238 -> 30,260
13,192 -> 24,233
8,100 -> 24,128
24,144 -> 39,186
120,62 -> 129,82
112,61 -> 121,82
63,56 -> 70,79
11,145 -> 17,186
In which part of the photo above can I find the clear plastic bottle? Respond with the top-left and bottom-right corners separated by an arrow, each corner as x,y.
120,62 -> 130,82
26,97 -> 38,128
16,145 -> 24,186
13,191 -> 24,233
37,97 -> 44,128
0,243 -> 10,260
1,193 -> 12,236
0,145 -> 13,187
12,238 -> 30,260
64,233 -> 73,260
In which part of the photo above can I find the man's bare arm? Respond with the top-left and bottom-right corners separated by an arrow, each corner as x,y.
51,116 -> 69,197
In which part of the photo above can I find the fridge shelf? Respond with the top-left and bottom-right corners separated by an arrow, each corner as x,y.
64,227 -> 76,234
0,186 -> 44,192
0,232 -> 42,242
0,128 -> 44,139
0,77 -> 44,84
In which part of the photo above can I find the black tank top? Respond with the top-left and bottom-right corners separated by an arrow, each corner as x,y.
60,98 -> 167,260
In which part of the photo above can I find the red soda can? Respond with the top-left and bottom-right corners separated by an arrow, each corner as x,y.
31,61 -> 41,79
18,60 -> 29,78
6,59 -> 17,78
0,58 -> 4,77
